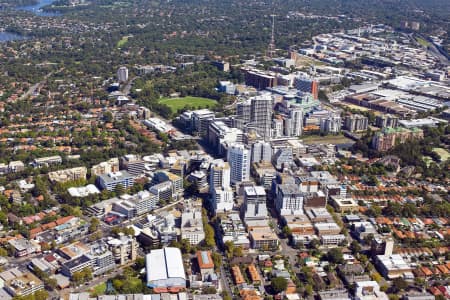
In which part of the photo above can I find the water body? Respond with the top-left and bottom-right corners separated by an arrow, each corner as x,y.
0,31 -> 27,43
16,0 -> 60,17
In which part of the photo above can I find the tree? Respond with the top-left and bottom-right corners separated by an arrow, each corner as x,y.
211,252 -> 222,270
202,286 -> 217,294
13,290 -> 49,300
224,241 -> 235,258
304,284 -> 313,296
350,240 -> 362,255
326,248 -> 344,264
89,217 -> 100,233
0,247 -> 8,257
392,277 -> 408,291
114,184 -> 125,196
309,239 -> 320,250
282,226 -> 292,239
271,277 -> 288,294
44,277 -> 58,290
204,223 -> 215,248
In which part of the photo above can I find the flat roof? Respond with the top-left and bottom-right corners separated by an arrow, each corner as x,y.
146,248 -> 185,283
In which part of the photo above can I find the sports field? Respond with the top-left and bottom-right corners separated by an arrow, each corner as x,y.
158,96 -> 217,112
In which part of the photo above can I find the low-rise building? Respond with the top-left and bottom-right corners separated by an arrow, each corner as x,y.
8,238 -> 40,257
248,227 -> 279,250
146,248 -> 186,292
375,254 -> 413,279
0,268 -> 44,297
314,222 -> 341,236
97,171 -> 135,191
197,251 -> 214,278
48,167 -> 87,183
181,204 -> 205,245
91,158 -> 119,176
330,197 -> 359,213
354,281 -> 388,300
33,156 -> 62,168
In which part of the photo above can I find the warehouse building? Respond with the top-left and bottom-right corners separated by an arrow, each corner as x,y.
146,247 -> 186,292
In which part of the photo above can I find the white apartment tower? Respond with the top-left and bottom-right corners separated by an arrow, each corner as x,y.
227,143 -> 251,184
209,160 -> 234,212
117,66 -> 129,83
285,107 -> 303,137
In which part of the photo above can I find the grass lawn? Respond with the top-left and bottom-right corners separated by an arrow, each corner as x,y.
301,134 -> 354,145
416,37 -> 430,47
433,147 -> 450,162
158,96 -> 217,113
117,36 -> 129,48
423,156 -> 433,167
91,282 -> 106,297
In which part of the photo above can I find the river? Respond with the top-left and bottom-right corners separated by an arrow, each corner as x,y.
0,0 -> 59,43
0,31 -> 27,42
16,0 -> 60,17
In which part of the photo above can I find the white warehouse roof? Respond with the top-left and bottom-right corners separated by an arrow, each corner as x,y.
146,247 -> 186,288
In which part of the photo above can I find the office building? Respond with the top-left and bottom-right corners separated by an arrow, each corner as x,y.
149,181 -> 173,203
120,154 -> 146,176
245,70 -> 277,90
227,143 -> 250,184
61,243 -> 115,277
146,248 -> 186,291
97,171 -> 135,191
271,147 -> 293,170
344,114 -> 368,132
117,66 -> 129,82
208,121 -> 244,155
153,171 -> 183,196
106,234 -> 137,265
192,109 -> 215,137
250,95 -> 273,139
294,75 -> 319,99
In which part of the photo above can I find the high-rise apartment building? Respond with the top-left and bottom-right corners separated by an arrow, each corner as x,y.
250,95 -> 272,140
375,114 -> 399,128
227,143 -> 251,184
251,141 -> 272,163
344,114 -> 369,132
320,115 -> 342,134
285,107 -> 303,137
236,100 -> 252,124
117,66 -> 129,82
276,184 -> 304,215
209,160 -> 233,212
